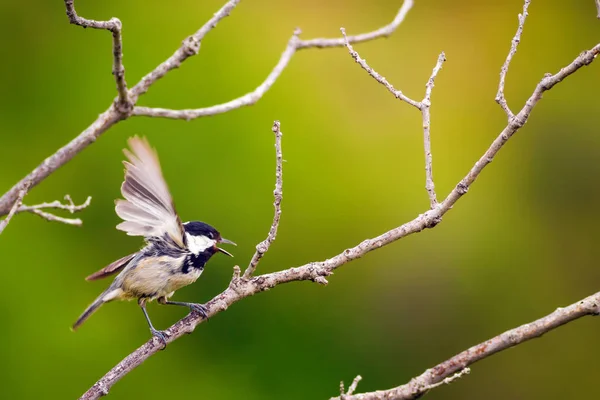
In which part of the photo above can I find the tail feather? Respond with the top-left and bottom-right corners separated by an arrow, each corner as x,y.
72,288 -> 120,331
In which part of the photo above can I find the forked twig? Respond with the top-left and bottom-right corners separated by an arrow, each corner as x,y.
341,28 -> 445,209
340,375 -> 363,399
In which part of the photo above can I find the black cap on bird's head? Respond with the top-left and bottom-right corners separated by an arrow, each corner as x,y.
183,221 -> 236,257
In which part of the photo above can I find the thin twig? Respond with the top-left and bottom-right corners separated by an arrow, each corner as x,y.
133,31 -> 302,120
0,0 -> 414,216
79,42 -> 600,400
14,195 -> 92,227
421,52 -> 446,209
26,209 -> 84,226
340,28 -> 421,109
596,0 -> 600,19
495,0 -> 531,119
18,195 -> 92,214
347,375 -> 362,395
0,181 -> 31,235
422,368 -> 470,391
243,121 -> 284,279
64,0 -> 130,111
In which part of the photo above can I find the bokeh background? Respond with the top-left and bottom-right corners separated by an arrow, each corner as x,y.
1,0 -> 600,399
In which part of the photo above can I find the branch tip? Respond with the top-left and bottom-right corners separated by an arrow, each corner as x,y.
231,266 -> 241,281
347,375 -> 362,395
313,276 -> 329,285
496,0 -> 531,119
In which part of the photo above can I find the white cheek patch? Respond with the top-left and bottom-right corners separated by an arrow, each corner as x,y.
186,233 -> 216,255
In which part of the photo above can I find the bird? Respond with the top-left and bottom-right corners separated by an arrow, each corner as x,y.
72,136 -> 235,346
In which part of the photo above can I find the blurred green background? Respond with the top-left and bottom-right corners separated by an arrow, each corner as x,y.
1,0 -> 600,399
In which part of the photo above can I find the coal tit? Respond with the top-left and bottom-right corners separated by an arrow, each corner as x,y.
72,136 -> 235,346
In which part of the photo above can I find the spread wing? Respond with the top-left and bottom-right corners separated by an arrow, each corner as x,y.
115,136 -> 185,248
85,253 -> 137,281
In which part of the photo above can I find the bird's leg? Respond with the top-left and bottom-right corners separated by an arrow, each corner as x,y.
157,297 -> 209,320
138,297 -> 168,349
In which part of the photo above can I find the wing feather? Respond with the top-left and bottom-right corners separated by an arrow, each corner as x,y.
115,136 -> 185,248
85,253 -> 136,281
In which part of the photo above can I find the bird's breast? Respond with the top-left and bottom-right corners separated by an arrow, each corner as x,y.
164,267 -> 203,295
119,254 -> 203,299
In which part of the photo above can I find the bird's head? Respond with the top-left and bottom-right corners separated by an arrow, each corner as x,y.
183,221 -> 236,258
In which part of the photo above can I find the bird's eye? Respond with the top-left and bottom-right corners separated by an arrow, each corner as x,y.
208,232 -> 214,239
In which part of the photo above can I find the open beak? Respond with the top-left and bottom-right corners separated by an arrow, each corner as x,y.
216,237 -> 236,257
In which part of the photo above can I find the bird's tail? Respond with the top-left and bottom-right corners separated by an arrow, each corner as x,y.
72,288 -> 121,331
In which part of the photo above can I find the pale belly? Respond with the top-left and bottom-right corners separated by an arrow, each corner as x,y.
119,256 -> 203,300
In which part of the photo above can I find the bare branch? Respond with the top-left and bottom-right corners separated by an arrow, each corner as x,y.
298,0 -> 414,49
133,0 -> 416,120
0,181 -> 30,235
243,121 -> 284,279
333,291 -> 600,400
15,195 -> 92,227
596,0 -> 600,19
495,0 -> 531,119
0,1 -> 414,217
64,0 -> 130,111
18,195 -> 92,214
340,28 -> 420,109
421,52 -> 446,209
132,32 -> 301,120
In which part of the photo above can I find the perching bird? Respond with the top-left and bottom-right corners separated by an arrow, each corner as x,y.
72,136 -> 235,346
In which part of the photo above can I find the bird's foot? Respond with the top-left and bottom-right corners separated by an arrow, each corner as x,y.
190,303 -> 209,320
150,328 -> 168,349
